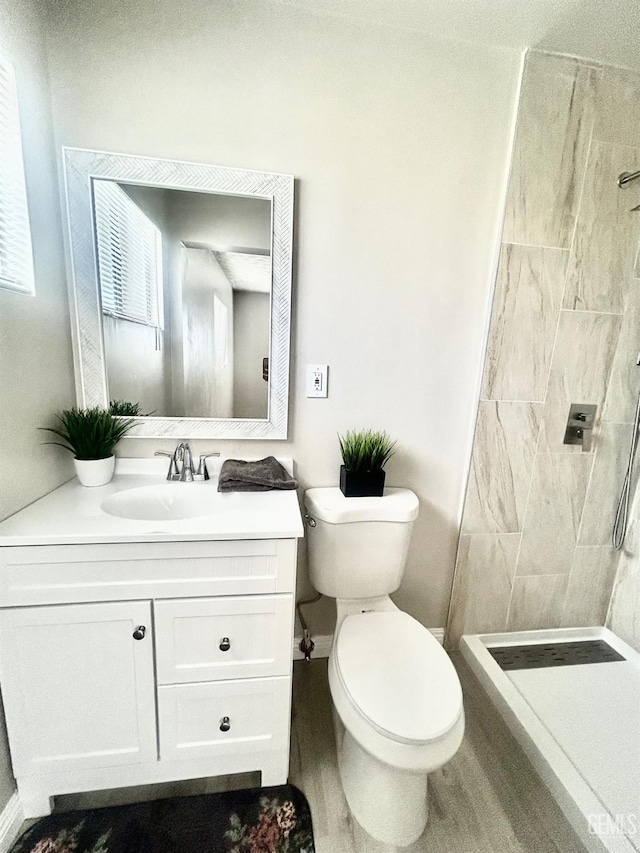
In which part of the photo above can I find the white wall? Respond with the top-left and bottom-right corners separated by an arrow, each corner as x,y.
181,247 -> 235,418
165,191 -> 270,417
233,290 -> 270,418
45,0 -> 521,632
0,0 -> 77,811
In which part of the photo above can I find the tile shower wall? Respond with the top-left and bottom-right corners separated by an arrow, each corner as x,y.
446,50 -> 640,648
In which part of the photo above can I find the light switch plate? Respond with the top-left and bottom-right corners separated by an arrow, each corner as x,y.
307,364 -> 328,398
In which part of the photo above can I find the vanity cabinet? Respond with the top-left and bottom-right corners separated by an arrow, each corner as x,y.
0,537 -> 298,817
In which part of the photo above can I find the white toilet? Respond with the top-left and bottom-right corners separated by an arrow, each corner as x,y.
304,487 -> 464,847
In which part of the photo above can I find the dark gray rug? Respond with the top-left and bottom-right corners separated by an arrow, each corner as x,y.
10,785 -> 315,853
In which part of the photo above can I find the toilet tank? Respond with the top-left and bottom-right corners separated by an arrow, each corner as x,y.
304,487 -> 419,599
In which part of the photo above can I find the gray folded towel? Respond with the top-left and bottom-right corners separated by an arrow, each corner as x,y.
217,456 -> 299,492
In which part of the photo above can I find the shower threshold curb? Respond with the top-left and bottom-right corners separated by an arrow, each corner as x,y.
461,626 -> 639,853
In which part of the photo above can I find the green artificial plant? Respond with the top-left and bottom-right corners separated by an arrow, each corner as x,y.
338,429 -> 397,473
40,406 -> 135,460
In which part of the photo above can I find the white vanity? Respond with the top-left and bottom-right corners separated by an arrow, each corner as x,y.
0,460 -> 303,817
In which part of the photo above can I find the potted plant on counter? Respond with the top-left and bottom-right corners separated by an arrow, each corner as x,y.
338,428 -> 397,497
40,406 -> 136,487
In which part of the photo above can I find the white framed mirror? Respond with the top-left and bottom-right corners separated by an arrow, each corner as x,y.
62,148 -> 294,439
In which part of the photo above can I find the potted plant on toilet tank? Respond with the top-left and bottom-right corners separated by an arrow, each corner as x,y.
338,429 -> 396,497
40,406 -> 135,487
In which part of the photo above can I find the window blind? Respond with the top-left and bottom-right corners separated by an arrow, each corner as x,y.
93,180 -> 163,327
0,58 -> 35,295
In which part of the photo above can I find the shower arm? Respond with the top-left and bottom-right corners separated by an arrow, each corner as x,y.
617,170 -> 640,211
618,170 -> 640,188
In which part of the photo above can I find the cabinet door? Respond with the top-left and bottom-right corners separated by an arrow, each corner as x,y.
0,601 -> 157,776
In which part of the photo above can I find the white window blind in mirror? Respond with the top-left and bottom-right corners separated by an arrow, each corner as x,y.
0,58 -> 34,296
93,180 -> 163,328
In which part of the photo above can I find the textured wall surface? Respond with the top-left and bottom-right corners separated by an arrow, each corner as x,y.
447,51 -> 640,648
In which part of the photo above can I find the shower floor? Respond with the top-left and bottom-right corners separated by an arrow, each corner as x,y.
461,627 -> 640,853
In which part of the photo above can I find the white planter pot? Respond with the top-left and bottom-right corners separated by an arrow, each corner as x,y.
74,456 -> 115,487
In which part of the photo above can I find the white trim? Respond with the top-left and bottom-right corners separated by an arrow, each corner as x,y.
0,792 -> 25,853
293,633 -> 333,660
293,627 -> 445,660
430,627 -> 445,644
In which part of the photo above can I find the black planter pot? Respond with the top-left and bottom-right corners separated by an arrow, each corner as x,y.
339,465 -> 385,497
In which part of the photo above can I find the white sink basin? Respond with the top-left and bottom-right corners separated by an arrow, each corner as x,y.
101,483 -> 215,521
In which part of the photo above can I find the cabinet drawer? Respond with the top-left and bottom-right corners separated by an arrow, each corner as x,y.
158,676 -> 291,761
0,540 -> 297,605
155,595 -> 293,684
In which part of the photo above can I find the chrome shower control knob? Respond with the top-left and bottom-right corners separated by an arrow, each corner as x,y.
133,626 -> 146,640
219,637 -> 231,652
219,716 -> 231,732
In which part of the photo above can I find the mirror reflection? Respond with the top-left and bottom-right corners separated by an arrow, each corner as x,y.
93,180 -> 272,419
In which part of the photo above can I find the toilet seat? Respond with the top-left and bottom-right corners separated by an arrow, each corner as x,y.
334,611 -> 463,745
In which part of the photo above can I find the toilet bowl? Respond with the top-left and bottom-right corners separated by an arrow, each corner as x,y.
304,487 -> 465,846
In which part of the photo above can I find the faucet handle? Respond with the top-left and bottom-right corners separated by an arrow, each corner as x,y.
194,452 -> 221,481
154,450 -> 180,481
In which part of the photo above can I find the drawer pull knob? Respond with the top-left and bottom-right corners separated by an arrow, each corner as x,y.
219,716 -> 231,732
133,626 -> 146,640
219,637 -> 231,652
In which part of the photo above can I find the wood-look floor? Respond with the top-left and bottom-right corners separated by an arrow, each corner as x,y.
24,653 -> 586,853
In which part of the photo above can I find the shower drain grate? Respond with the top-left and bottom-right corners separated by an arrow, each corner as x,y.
488,639 -> 625,670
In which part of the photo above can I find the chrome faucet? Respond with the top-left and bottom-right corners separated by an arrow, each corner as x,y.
155,443 -> 219,482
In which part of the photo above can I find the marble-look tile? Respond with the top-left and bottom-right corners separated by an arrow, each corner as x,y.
538,310 -> 622,454
462,401 -> 542,534
578,422 -> 636,546
563,142 -> 640,313
608,512 -> 640,653
516,453 -> 593,576
507,574 -> 569,631
446,534 -> 520,649
560,546 -> 619,627
503,53 -> 599,249
603,279 -> 640,423
481,245 -> 568,402
593,66 -> 640,146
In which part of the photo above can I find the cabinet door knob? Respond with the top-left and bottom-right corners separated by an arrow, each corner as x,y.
219,716 -> 231,732
133,626 -> 146,640
219,637 -> 231,652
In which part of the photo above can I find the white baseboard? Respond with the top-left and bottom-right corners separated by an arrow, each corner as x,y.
431,627 -> 445,645
0,792 -> 24,853
293,627 -> 445,660
293,634 -> 333,660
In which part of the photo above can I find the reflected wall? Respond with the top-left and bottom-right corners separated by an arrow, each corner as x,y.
100,184 -> 271,419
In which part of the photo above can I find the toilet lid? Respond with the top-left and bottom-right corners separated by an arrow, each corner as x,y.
334,611 -> 463,745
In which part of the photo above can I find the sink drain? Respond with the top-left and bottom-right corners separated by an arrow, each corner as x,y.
488,639 -> 625,670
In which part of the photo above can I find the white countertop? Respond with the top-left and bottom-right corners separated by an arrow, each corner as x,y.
0,458 -> 304,546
